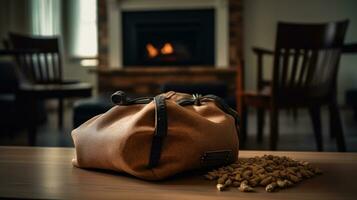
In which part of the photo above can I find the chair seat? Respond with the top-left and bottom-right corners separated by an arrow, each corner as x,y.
243,86 -> 271,108
18,82 -> 92,99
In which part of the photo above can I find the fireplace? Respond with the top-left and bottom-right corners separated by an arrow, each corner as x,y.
122,9 -> 215,66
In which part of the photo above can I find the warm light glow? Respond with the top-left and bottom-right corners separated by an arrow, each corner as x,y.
161,42 -> 174,55
146,43 -> 159,58
80,59 -> 98,67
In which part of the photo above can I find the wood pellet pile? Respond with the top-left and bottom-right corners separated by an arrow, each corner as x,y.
204,155 -> 322,193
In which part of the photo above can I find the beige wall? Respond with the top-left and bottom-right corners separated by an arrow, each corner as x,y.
0,0 -> 31,46
243,0 -> 357,104
61,60 -> 97,94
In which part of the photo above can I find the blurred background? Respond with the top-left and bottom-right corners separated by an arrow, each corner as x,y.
0,0 -> 356,152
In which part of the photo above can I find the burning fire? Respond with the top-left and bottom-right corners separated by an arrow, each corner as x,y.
161,43 -> 174,55
146,43 -> 159,58
146,42 -> 174,58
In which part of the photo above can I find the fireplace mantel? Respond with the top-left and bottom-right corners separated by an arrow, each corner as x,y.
91,67 -> 237,95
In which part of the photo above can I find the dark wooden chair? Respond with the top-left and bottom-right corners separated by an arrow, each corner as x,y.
249,42 -> 357,143
8,33 -> 92,145
239,20 -> 349,151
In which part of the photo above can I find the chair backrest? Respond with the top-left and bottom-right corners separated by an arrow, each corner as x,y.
272,20 -> 349,106
8,33 -> 63,84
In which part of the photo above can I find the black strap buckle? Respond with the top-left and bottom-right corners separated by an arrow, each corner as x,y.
200,150 -> 234,168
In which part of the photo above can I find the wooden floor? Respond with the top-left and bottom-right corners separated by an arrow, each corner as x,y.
0,102 -> 356,152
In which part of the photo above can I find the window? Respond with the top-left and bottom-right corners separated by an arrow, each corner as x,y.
29,0 -> 98,66
68,0 -> 98,58
29,0 -> 98,65
30,0 -> 61,36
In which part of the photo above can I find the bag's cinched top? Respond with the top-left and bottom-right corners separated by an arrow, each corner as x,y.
111,91 -> 239,127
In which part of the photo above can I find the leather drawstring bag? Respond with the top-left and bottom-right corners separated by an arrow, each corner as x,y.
71,91 -> 240,180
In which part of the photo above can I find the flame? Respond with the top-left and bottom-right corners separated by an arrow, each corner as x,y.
161,43 -> 174,55
146,43 -> 159,58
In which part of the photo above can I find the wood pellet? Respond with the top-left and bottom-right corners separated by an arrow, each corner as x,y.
204,155 -> 322,193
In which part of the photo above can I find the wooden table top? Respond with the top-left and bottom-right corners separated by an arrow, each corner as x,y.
0,146 -> 356,200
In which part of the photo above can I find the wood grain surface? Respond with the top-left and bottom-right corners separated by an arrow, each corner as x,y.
0,146 -> 356,200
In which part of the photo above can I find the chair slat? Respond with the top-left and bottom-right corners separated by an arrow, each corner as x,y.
297,49 -> 309,87
288,49 -> 301,88
280,48 -> 290,87
26,54 -> 37,83
304,50 -> 318,87
35,53 -> 44,83
45,53 -> 53,83
57,53 -> 63,82
51,53 -> 58,83
40,53 -> 49,83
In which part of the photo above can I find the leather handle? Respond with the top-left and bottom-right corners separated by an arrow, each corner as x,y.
112,91 -> 153,105
111,91 -> 128,105
148,95 -> 168,168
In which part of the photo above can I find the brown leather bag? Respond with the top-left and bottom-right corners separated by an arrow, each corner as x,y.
72,91 -> 239,180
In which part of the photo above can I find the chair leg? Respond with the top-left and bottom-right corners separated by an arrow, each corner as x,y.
329,108 -> 336,139
308,107 -> 323,151
28,98 -> 38,146
58,98 -> 64,130
329,103 -> 346,152
257,109 -> 265,143
269,108 -> 279,150
293,109 -> 298,121
240,104 -> 248,148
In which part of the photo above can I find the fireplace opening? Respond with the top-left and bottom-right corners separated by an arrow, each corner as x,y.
145,42 -> 187,62
122,9 -> 215,67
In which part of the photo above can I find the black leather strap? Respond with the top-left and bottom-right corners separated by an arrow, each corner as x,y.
148,95 -> 168,168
